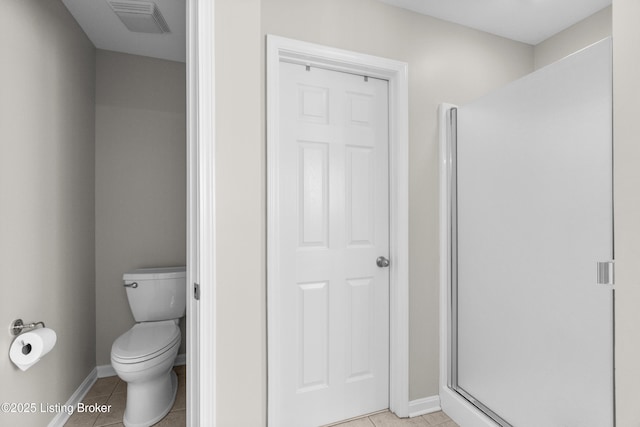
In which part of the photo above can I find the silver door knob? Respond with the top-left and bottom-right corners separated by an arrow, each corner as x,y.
376,256 -> 390,268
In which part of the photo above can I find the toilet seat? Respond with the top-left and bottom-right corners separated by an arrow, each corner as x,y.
112,320 -> 180,364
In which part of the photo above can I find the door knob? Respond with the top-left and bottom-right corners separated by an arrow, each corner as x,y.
376,256 -> 390,268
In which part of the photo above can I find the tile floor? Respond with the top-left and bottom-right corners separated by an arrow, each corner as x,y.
64,365 -> 186,427
331,410 -> 459,427
65,367 -> 455,427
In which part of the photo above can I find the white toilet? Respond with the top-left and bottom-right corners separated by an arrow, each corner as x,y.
111,266 -> 186,427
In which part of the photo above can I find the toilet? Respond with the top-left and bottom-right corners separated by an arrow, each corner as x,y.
111,266 -> 186,427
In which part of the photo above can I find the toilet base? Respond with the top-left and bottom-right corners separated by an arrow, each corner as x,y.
122,370 -> 178,427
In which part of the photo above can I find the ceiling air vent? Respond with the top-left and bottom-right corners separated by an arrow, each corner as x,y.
107,0 -> 170,34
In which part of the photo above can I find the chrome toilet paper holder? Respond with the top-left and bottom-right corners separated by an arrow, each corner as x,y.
10,319 -> 46,336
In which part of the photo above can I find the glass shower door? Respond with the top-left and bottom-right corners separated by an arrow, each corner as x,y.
453,38 -> 613,427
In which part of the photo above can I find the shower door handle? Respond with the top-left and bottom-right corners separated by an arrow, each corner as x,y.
596,261 -> 614,286
376,256 -> 390,268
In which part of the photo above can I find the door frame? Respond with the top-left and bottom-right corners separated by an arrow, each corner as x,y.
266,35 -> 410,425
186,0 -> 216,426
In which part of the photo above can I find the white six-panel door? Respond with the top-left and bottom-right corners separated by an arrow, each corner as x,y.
274,61 -> 390,427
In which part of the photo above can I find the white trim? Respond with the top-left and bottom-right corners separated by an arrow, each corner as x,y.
438,102 -> 455,399
408,396 -> 442,418
97,364 -> 116,379
174,353 -> 187,366
266,35 -> 410,425
96,353 -> 188,379
186,0 -> 198,422
186,0 -> 216,427
438,103 -> 499,427
47,368 -> 98,427
440,387 -> 499,427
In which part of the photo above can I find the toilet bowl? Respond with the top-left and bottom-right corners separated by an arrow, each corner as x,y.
112,320 -> 181,427
110,266 -> 186,427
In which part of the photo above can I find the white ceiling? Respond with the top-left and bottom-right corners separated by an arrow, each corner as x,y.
62,0 -> 610,62
62,0 -> 185,63
379,0 -> 611,45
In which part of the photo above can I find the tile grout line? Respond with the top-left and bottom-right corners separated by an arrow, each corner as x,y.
77,368 -> 184,427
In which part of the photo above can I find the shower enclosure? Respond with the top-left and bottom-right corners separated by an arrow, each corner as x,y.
439,38 -> 614,427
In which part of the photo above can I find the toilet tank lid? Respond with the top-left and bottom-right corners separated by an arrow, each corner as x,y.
123,266 -> 186,281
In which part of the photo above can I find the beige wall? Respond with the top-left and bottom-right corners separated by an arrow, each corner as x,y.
0,1 -> 611,425
535,7 -> 639,424
0,1 -> 96,426
215,0 -> 533,424
95,50 -> 186,365
534,6 -> 611,69
612,1 -> 640,424
215,0 -> 265,425
263,0 -> 535,402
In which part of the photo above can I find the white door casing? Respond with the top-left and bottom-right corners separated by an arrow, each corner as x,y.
276,61 -> 389,427
267,36 -> 410,426
186,0 -> 215,426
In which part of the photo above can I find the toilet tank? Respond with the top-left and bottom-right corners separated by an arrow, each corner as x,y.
123,266 -> 186,322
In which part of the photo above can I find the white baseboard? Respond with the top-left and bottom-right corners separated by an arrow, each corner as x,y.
174,353 -> 186,366
47,354 -> 187,426
97,353 -> 187,378
47,368 -> 98,427
408,395 -> 442,417
96,364 -> 116,378
440,387 -> 499,427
